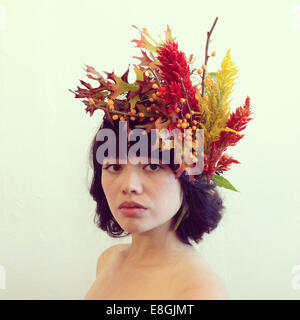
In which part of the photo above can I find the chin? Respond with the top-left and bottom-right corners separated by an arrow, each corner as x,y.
119,221 -> 154,234
121,225 -> 145,234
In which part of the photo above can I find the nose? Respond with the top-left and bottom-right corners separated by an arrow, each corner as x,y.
121,166 -> 143,195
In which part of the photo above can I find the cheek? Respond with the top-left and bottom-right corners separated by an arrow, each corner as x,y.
101,174 -> 114,204
169,181 -> 183,205
152,176 -> 182,213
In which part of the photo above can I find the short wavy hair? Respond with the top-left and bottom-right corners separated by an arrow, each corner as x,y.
88,120 -> 225,246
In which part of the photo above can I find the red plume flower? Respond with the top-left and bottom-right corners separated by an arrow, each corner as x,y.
226,96 -> 253,132
156,40 -> 199,114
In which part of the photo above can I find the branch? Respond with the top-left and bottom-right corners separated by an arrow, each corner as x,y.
94,104 -> 160,118
149,67 -> 162,86
201,16 -> 218,97
179,78 -> 193,121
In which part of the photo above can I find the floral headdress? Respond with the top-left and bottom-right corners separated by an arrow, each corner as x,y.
70,17 -> 253,197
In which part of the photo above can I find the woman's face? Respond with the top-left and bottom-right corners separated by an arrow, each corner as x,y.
101,156 -> 183,233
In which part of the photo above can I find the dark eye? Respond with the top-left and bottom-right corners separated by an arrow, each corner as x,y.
144,164 -> 163,172
103,164 -> 122,172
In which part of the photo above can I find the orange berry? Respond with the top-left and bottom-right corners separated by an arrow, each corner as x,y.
107,99 -> 114,105
180,98 -> 186,103
181,123 -> 188,129
156,91 -> 161,96
130,116 -> 136,121
175,107 -> 181,113
155,110 -> 159,114
178,119 -> 183,123
112,114 -> 119,120
146,107 -> 151,112
193,120 -> 197,125
211,51 -> 216,57
197,68 -> 202,74
152,93 -> 157,99
201,64 -> 206,70
192,126 -> 197,130
138,112 -> 144,118
190,110 -> 195,115
176,123 -> 181,128
120,116 -> 125,121
88,98 -> 95,105
185,113 -> 191,119
109,105 -> 114,110
150,117 -> 154,121
149,98 -> 154,102
130,108 -> 137,114
152,83 -> 158,89
147,70 -> 153,77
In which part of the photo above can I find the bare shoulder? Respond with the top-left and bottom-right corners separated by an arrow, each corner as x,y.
174,253 -> 230,300
175,284 -> 230,300
96,244 -> 129,276
175,274 -> 230,300
84,244 -> 130,300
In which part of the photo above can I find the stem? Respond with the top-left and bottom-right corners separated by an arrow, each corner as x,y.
201,16 -> 218,98
190,68 -> 196,75
149,67 -> 162,86
179,78 -> 193,121
139,98 -> 154,104
95,104 -> 159,118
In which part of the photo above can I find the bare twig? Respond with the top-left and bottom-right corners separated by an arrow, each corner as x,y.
179,78 -> 193,121
149,67 -> 162,86
95,104 -> 159,118
201,16 -> 218,97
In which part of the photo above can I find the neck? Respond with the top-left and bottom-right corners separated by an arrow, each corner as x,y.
120,221 -> 195,269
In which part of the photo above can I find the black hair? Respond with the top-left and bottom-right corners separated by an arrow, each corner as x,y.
88,119 -> 225,246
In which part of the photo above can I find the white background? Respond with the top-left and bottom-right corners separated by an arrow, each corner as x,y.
0,0 -> 299,299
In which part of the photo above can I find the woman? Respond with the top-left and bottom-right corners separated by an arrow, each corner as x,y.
83,120 -> 230,300
70,22 -> 252,299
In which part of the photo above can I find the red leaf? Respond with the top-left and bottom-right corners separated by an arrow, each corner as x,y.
132,50 -> 156,69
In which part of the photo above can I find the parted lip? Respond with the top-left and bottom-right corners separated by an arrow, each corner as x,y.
119,201 -> 146,209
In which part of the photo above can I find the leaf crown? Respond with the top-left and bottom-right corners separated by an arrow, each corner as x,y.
69,18 -> 253,192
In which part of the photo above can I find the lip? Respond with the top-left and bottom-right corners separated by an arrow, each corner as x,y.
118,200 -> 146,210
119,207 -> 146,217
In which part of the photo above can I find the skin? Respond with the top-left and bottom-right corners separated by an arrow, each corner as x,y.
83,155 -> 230,299
101,155 -> 196,270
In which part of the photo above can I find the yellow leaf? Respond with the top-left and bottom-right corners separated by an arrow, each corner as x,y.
109,73 -> 139,99
129,95 -> 140,109
134,65 -> 144,82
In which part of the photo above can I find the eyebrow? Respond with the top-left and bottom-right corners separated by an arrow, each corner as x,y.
103,157 -> 164,165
